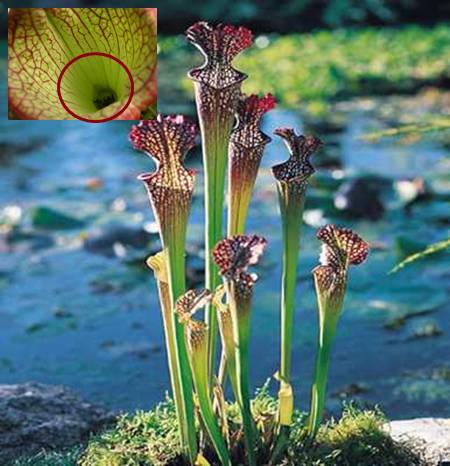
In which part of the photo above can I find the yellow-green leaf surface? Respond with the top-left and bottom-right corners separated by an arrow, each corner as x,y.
8,8 -> 157,120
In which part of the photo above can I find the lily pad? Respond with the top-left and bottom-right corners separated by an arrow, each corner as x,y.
31,206 -> 85,230
366,285 -> 447,316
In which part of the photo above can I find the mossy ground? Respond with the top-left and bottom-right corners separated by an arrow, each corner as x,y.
12,448 -> 81,466
14,390 -> 425,466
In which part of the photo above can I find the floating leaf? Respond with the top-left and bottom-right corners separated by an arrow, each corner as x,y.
31,206 -> 84,230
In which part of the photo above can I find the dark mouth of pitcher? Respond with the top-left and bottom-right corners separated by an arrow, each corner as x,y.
93,86 -> 118,110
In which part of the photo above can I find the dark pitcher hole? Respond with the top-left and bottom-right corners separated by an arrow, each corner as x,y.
93,86 -> 118,110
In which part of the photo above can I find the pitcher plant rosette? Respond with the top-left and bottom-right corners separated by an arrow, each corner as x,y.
8,8 -> 157,120
130,20 -> 371,466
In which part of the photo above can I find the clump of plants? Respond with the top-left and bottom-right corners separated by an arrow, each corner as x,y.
15,397 -> 425,466
90,22 -> 372,466
77,394 -> 425,466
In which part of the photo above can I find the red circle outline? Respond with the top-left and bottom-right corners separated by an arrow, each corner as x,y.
57,52 -> 134,123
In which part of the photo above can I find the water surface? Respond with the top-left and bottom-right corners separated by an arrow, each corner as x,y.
1,43 -> 449,419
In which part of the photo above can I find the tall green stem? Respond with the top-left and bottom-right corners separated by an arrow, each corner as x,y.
270,130 -> 321,464
183,316 -> 231,466
279,195 -> 305,382
227,282 -> 259,466
307,223 -> 369,437
271,129 -> 321,438
272,130 -> 321,389
165,229 -> 198,463
271,201 -> 301,463
186,22 -> 253,382
131,116 -> 199,462
201,118 -> 232,382
147,253 -> 185,453
307,320 -> 336,437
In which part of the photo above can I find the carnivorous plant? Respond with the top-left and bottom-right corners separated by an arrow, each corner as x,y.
130,21 -> 370,466
307,225 -> 369,437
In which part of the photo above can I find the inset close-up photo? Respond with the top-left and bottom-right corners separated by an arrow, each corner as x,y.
8,8 -> 157,121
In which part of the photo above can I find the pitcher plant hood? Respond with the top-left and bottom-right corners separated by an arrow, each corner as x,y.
131,115 -> 197,245
213,235 -> 267,281
186,21 -> 252,89
272,129 -> 323,194
228,94 -> 276,235
175,289 -> 214,325
313,224 -> 369,308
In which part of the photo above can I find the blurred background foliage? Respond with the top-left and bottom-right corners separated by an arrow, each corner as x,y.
158,24 -> 450,113
1,0 -> 449,34
134,0 -> 448,32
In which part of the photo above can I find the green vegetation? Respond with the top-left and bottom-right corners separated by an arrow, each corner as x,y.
47,0 -> 448,32
13,448 -> 81,466
289,404 -> 425,466
360,117 -> 450,141
390,237 -> 450,274
159,24 -> 450,112
14,394 -> 424,466
132,23 -> 372,465
79,400 -> 182,466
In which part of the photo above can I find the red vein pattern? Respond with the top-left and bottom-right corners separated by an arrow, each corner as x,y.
228,93 -> 275,234
213,235 -> 267,296
313,224 -> 369,300
272,129 -> 323,194
186,22 -> 252,89
175,289 -> 213,324
317,224 -> 369,269
8,8 -> 156,120
130,115 -> 197,245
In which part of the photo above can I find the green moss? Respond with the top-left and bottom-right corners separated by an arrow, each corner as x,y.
80,399 -> 182,466
15,393 -> 425,466
286,405 -> 425,465
12,448 -> 81,466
